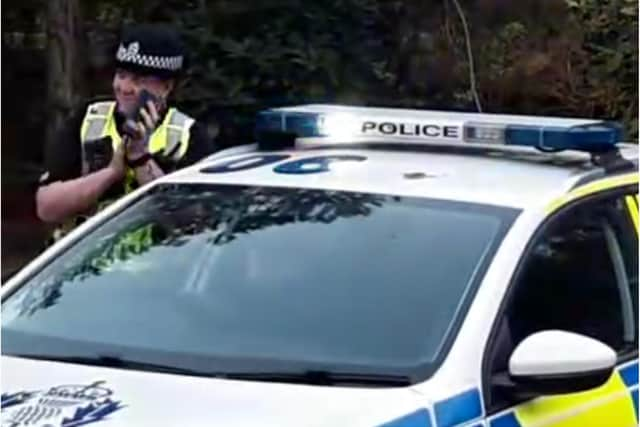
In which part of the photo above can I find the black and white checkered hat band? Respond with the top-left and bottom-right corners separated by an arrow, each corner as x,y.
116,42 -> 183,71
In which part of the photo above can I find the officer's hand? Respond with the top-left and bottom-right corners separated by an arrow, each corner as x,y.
126,100 -> 161,161
109,143 -> 127,179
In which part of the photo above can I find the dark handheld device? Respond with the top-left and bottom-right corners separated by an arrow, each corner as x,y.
84,136 -> 113,173
122,89 -> 161,138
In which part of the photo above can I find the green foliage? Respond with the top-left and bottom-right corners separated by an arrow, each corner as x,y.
2,0 -> 636,273
170,0 -> 396,116
566,0 -> 638,138
4,0 -> 639,139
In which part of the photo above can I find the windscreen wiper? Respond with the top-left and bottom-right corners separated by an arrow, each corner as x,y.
224,370 -> 412,387
8,353 -> 411,386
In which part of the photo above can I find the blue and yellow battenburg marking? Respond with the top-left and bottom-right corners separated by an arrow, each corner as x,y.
620,361 -> 639,420
378,361 -> 638,427
625,194 -> 639,234
434,389 -> 483,427
379,389 -> 483,427
379,409 -> 433,427
490,360 -> 639,427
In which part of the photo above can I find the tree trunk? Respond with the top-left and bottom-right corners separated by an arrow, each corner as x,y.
46,0 -> 85,151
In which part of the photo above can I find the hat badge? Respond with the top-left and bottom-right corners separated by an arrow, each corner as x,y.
117,41 -> 140,62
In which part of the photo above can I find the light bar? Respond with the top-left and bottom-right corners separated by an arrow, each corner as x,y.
255,104 -> 623,153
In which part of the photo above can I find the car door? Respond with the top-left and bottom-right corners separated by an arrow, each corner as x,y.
482,179 -> 638,427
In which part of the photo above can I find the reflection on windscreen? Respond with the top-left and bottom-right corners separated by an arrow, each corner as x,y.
2,184 -> 517,377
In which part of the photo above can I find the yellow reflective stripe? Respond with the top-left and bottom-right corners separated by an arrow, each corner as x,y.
162,109 -> 192,159
169,109 -> 188,126
84,118 -> 106,141
165,128 -> 183,160
546,173 -> 639,214
513,370 -> 636,427
80,102 -> 117,176
178,116 -> 194,158
625,195 -> 639,233
148,129 -> 166,154
81,102 -> 116,142
105,108 -> 122,149
80,115 -> 90,141
149,108 -> 174,153
90,101 -> 114,116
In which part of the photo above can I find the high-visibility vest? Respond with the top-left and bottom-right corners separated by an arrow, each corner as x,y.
50,100 -> 195,242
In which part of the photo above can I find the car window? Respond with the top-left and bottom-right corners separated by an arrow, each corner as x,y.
487,191 -> 638,410
2,184 -> 518,383
509,194 -> 637,354
486,191 -> 638,408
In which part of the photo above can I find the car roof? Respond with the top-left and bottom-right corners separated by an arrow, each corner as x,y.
161,142 -> 639,210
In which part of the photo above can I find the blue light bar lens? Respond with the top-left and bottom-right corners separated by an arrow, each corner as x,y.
503,123 -> 622,153
255,111 -> 285,132
256,111 -> 323,137
286,113 -> 323,137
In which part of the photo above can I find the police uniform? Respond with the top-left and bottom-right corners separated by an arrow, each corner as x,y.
40,25 -> 216,241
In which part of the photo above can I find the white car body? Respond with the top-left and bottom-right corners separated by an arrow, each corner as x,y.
2,107 -> 638,427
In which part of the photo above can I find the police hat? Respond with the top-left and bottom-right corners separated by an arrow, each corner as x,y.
115,24 -> 185,79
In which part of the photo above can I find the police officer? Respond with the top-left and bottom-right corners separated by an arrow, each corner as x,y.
36,24 -> 215,241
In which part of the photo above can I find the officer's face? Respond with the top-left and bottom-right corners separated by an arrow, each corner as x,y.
113,69 -> 173,115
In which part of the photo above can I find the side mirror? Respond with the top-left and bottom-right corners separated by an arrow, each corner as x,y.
505,330 -> 616,396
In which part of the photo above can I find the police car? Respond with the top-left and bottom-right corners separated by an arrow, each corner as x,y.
2,105 -> 638,427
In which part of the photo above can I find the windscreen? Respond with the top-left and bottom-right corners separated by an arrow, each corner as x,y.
2,184 -> 518,383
